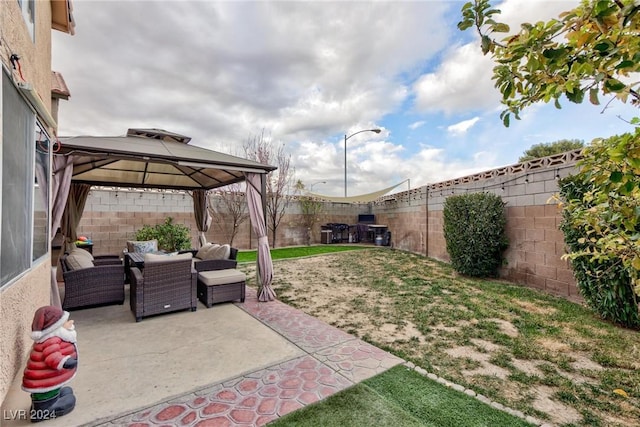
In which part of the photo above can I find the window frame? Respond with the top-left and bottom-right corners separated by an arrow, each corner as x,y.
33,123 -> 51,262
1,69 -> 51,288
17,0 -> 36,41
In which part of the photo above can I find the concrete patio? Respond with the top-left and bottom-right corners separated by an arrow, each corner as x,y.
1,286 -> 403,426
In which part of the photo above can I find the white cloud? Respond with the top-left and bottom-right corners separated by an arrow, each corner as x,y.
412,1 -> 582,117
409,121 -> 426,130
51,0 -> 635,198
497,0 -> 579,30
413,43 -> 499,115
53,1 -> 451,146
447,117 -> 480,136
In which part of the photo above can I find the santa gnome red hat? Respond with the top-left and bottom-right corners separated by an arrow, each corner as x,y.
31,306 -> 70,341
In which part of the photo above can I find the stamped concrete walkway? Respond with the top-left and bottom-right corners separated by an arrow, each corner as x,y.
97,287 -> 403,426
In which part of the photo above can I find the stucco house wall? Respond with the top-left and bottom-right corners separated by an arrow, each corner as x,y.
0,0 -> 71,404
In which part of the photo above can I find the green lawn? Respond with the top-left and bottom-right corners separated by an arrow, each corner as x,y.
269,365 -> 533,427
238,247 -> 640,426
236,244 -> 369,262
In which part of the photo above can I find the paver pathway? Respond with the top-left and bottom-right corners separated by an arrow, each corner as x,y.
99,287 -> 403,426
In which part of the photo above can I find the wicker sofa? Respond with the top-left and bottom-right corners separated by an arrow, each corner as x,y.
129,252 -> 197,322
60,249 -> 125,311
179,245 -> 238,263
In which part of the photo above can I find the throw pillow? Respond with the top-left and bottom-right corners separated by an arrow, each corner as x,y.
203,244 -> 230,260
72,245 -> 94,262
195,243 -> 217,259
65,249 -> 94,270
144,252 -> 193,265
127,239 -> 158,254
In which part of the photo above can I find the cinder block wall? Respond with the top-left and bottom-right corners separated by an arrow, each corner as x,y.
78,150 -> 582,302
369,187 -> 428,254
370,150 -> 582,302
77,191 -> 369,253
77,191 -> 195,255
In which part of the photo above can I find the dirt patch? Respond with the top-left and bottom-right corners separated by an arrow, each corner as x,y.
445,345 -> 510,379
488,318 -> 519,337
274,256 -> 398,334
570,353 -> 604,372
470,338 -> 504,353
511,359 -> 544,377
532,386 -> 581,425
513,300 -> 557,315
372,321 -> 426,344
432,320 -> 473,334
537,337 -> 570,353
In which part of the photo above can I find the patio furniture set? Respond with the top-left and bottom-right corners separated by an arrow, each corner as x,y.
59,240 -> 246,321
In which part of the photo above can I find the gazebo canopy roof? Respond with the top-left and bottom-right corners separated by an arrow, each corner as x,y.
56,129 -> 276,191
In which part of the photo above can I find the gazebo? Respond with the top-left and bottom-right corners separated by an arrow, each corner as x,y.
52,128 -> 278,305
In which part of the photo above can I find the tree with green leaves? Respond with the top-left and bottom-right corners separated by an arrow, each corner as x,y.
559,151 -> 640,328
459,0 -> 640,322
443,192 -> 508,278
519,139 -> 584,162
135,217 -> 191,252
561,128 -> 640,294
458,0 -> 640,127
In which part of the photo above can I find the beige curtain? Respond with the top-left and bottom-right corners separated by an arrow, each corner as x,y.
192,189 -> 212,248
49,155 -> 75,308
61,183 -> 91,253
246,173 -> 275,301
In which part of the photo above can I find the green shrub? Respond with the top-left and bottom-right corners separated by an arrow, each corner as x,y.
135,217 -> 192,252
559,175 -> 640,329
443,192 -> 508,277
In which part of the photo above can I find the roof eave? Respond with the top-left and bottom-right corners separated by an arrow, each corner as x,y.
51,0 -> 76,35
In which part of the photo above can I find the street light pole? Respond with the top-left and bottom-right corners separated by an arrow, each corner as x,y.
309,181 -> 326,192
344,128 -> 381,197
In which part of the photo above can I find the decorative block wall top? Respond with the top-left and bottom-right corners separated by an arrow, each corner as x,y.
424,149 -> 582,191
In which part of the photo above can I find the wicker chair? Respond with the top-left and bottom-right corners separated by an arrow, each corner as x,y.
129,254 -> 197,322
60,253 -> 125,311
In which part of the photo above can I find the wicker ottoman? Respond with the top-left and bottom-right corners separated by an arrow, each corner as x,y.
197,269 -> 246,307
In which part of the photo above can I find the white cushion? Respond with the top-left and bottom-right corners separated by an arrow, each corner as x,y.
203,244 -> 230,261
65,249 -> 94,270
195,243 -> 218,260
72,246 -> 94,261
198,269 -> 246,286
144,252 -> 192,265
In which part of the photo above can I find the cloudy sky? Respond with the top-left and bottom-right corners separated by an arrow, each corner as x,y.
52,0 -> 638,197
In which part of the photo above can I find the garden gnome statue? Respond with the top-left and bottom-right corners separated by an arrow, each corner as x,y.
21,306 -> 77,423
